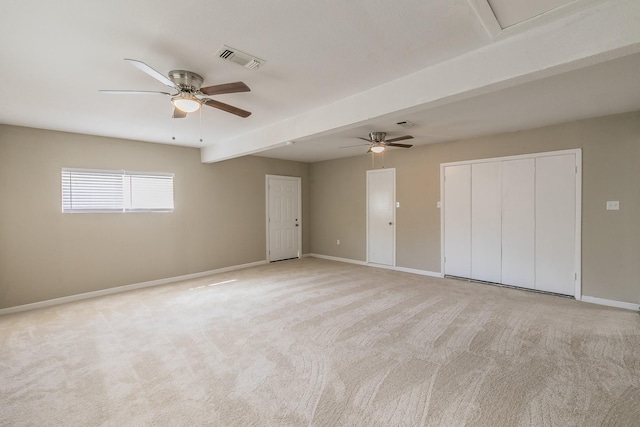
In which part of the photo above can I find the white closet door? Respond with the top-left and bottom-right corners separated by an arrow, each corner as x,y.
535,154 -> 576,295
471,162 -> 502,283
501,159 -> 535,289
444,164 -> 471,278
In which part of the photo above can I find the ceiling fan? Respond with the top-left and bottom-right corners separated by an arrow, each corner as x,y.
100,59 -> 251,118
355,132 -> 413,153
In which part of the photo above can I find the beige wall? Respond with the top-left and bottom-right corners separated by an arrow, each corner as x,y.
0,125 -> 310,308
2,111 -> 638,309
310,111 -> 640,305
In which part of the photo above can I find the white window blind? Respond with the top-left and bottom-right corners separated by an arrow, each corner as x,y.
62,168 -> 174,213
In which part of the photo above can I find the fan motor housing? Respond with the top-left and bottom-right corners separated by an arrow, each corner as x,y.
168,70 -> 204,92
370,132 -> 386,143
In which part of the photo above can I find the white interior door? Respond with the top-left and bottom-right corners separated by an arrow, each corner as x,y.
267,176 -> 301,262
471,162 -> 502,283
501,158 -> 535,289
535,155 -> 576,294
367,168 -> 395,266
443,164 -> 471,278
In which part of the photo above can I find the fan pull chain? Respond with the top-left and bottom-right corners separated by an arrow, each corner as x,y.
370,151 -> 387,169
199,107 -> 203,143
171,113 -> 176,142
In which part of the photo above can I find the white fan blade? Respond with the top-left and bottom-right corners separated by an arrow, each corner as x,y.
124,58 -> 178,89
99,90 -> 171,95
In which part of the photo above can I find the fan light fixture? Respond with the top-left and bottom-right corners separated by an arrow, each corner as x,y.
371,144 -> 385,154
172,94 -> 201,113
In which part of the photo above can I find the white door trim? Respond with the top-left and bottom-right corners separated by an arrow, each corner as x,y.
265,175 -> 302,262
440,149 -> 582,299
366,168 -> 396,266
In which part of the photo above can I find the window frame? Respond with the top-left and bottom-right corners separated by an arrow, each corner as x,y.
61,167 -> 175,213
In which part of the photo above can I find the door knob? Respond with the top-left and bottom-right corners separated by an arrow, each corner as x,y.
389,222 -> 393,225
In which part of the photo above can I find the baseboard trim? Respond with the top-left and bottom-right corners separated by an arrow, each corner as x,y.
365,263 -> 444,278
308,253 -> 367,266
580,295 -> 640,312
376,264 -> 444,278
308,253 -> 443,278
0,260 -> 268,316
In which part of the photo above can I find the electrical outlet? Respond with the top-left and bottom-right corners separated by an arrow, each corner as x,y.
337,239 -> 340,245
606,201 -> 620,210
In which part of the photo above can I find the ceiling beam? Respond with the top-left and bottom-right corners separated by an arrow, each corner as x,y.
201,0 -> 640,163
468,0 -> 502,38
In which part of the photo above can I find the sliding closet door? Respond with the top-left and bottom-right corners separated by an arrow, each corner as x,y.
442,150 -> 579,297
501,159 -> 535,289
471,162 -> 502,283
443,164 -> 471,278
535,154 -> 576,295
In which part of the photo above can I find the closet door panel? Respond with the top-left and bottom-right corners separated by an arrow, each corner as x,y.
501,159 -> 535,289
535,154 -> 576,295
443,164 -> 471,278
471,162 -> 502,283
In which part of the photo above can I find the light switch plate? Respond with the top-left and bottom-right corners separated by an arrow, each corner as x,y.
606,201 -> 620,210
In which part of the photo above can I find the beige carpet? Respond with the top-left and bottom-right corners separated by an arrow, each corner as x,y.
1,258 -> 639,426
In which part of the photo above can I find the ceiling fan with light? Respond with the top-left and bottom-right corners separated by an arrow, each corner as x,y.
100,59 -> 251,118
352,132 -> 414,153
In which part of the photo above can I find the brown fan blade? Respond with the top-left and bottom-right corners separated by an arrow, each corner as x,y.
357,137 -> 372,142
200,82 -> 250,96
386,135 -> 413,143
385,142 -> 413,148
172,108 -> 187,119
202,99 -> 251,118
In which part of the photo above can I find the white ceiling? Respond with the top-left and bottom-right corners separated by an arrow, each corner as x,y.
488,0 -> 578,28
1,0 -> 639,164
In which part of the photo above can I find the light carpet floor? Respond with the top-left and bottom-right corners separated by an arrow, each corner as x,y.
1,258 -> 639,426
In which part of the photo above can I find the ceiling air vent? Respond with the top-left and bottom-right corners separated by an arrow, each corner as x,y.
397,120 -> 415,129
216,45 -> 265,70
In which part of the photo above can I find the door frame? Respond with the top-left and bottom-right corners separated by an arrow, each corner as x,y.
366,168 -> 396,266
265,175 -> 302,262
440,149 -> 582,299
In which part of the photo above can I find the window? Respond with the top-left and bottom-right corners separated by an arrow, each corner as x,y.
62,168 -> 174,213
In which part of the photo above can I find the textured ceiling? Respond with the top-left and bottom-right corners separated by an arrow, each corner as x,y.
0,0 -> 639,163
